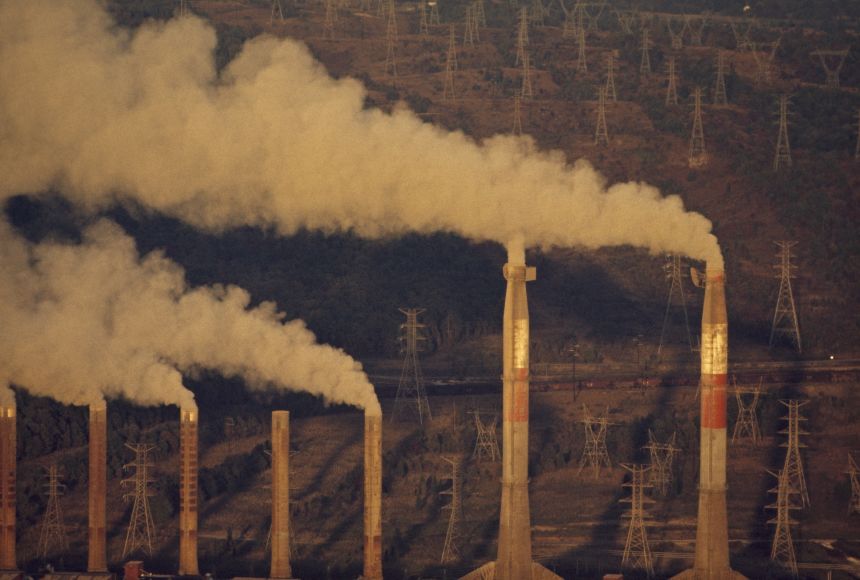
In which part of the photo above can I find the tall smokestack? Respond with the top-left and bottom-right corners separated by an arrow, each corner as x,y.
672,267 -> 744,580
179,408 -> 199,576
88,401 -> 107,572
464,259 -> 560,580
271,411 -> 292,579
363,411 -> 382,580
0,405 -> 15,571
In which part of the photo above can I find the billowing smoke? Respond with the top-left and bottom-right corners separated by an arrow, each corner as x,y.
0,218 -> 380,413
0,0 -> 723,270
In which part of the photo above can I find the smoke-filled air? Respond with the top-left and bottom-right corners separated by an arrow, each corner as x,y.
0,218 -> 380,413
0,0 -> 723,270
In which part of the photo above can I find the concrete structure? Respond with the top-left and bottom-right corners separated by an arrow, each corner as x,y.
672,267 -> 744,579
271,411 -> 293,579
364,411 -> 383,580
88,401 -> 107,572
179,408 -> 199,575
463,259 -> 560,580
0,406 -> 15,571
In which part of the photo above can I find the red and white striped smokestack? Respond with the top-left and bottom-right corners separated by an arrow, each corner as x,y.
363,410 -> 382,580
270,411 -> 292,579
88,401 -> 107,572
179,408 -> 199,576
672,266 -> 744,580
0,405 -> 15,571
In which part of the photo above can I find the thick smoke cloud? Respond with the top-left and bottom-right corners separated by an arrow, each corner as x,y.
0,0 -> 723,268
0,218 -> 380,413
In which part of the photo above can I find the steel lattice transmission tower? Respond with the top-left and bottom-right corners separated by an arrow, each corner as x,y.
594,87 -> 609,146
779,400 -> 810,507
658,254 -> 693,356
384,0 -> 398,79
689,87 -> 706,167
429,0 -> 440,24
769,241 -> 802,352
515,6 -> 529,66
666,18 -> 685,50
121,443 -> 157,558
811,49 -> 849,89
463,6 -> 475,47
640,28 -> 652,75
443,25 -> 457,101
665,56 -> 678,105
440,457 -> 462,564
576,27 -> 588,73
473,0 -> 486,27
643,430 -> 678,497
323,0 -> 337,40
578,405 -> 612,478
751,40 -> 780,85
521,52 -> 534,99
605,52 -> 617,102
848,453 -> 860,514
37,464 -> 68,559
774,94 -> 792,171
714,50 -> 728,105
731,376 -> 763,445
472,411 -> 500,461
270,0 -> 285,24
178,0 -> 189,17
767,468 -> 800,578
512,95 -> 523,135
620,464 -> 655,577
418,0 -> 429,35
393,308 -> 432,423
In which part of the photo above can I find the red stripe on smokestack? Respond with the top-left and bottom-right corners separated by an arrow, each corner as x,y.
363,411 -> 382,580
179,409 -> 199,576
0,406 -> 15,571
270,411 -> 292,579
88,402 -> 107,572
701,375 -> 727,429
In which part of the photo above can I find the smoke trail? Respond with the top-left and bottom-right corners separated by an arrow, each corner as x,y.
0,0 -> 723,269
0,218 -> 380,413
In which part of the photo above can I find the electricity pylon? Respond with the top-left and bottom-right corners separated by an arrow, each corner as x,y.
665,56 -> 678,105
515,6 -> 529,66
666,17 -> 685,50
658,255 -> 693,356
769,241 -> 801,353
440,457 -> 462,564
767,468 -> 800,578
643,430 -> 678,497
779,400 -> 810,507
848,453 -> 860,515
529,0 -> 545,26
687,15 -> 706,45
640,28 -> 652,75
323,0 -> 337,39
37,464 -> 67,559
714,50 -> 728,105
811,49 -> 849,89
751,40 -> 780,85
178,0 -> 189,17
521,51 -> 534,99
512,95 -> 523,135
384,0 -> 398,79
605,52 -> 617,102
730,19 -> 754,51
576,26 -> 588,73
578,405 -> 612,478
121,443 -> 157,557
731,376 -> 762,445
473,0 -> 486,27
594,87 -> 609,146
270,0 -> 285,24
620,464 -> 655,577
689,87 -> 706,167
443,25 -> 457,101
774,94 -> 792,171
429,0 -> 440,24
418,0 -> 429,35
463,6 -> 475,47
472,411 -> 500,461
392,308 -> 432,423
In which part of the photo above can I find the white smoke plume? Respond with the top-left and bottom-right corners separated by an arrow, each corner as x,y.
0,0 -> 723,270
0,218 -> 380,413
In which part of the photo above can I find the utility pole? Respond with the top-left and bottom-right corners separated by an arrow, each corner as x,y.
620,464 -> 655,577
384,0 -> 398,79
576,26 -> 588,73
594,87 -> 609,146
714,50 -> 728,105
731,376 -> 763,445
689,87 -> 706,167
767,468 -> 800,578
658,255 -> 693,356
121,443 -> 157,558
605,52 -> 617,102
512,95 -> 523,135
665,56 -> 678,105
521,52 -> 534,99
769,241 -> 801,352
566,341 -> 580,399
472,411 -> 500,461
780,400 -> 810,508
393,308 -> 432,423
643,430 -> 678,497
640,28 -> 652,75
270,0 -> 285,24
443,25 -> 457,100
848,453 -> 860,514
811,50 -> 849,89
37,464 -> 67,559
440,457 -> 462,564
578,405 -> 612,478
774,94 -> 792,171
516,6 -> 529,66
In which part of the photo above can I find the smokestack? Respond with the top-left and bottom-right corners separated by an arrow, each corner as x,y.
179,408 -> 199,576
270,411 -> 292,579
0,405 -> 15,571
463,260 -> 560,580
363,411 -> 382,580
88,401 -> 107,572
672,267 -> 744,580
